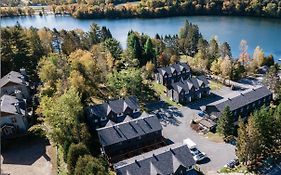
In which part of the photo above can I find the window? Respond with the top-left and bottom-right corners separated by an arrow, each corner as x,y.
133,109 -> 140,113
117,113 -> 123,117
101,117 -> 107,121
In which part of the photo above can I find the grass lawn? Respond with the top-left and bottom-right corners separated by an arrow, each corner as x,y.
209,80 -> 223,90
151,82 -> 181,108
218,164 -> 249,174
205,132 -> 224,143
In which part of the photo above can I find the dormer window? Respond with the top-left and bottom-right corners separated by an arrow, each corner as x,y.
101,116 -> 107,121
133,109 -> 140,113
164,75 -> 167,78
117,113 -> 123,117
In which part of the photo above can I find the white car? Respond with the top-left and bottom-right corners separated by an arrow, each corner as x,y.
189,147 -> 206,162
183,138 -> 207,162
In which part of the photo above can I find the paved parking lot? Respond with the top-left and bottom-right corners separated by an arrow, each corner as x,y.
1,137 -> 56,175
151,94 -> 237,175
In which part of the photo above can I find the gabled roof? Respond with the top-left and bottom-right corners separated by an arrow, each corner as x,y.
0,71 -> 28,88
88,96 -> 140,119
197,75 -> 209,86
170,75 -> 209,93
97,113 -> 162,147
206,86 -> 272,114
114,143 -> 195,175
1,95 -> 26,115
156,63 -> 191,76
171,81 -> 190,94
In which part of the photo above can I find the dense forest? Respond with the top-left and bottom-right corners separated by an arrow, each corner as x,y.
1,0 -> 281,18
1,20 -> 280,174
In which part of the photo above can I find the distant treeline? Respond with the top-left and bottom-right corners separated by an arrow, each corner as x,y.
70,0 -> 281,19
0,7 -> 35,17
1,0 -> 281,18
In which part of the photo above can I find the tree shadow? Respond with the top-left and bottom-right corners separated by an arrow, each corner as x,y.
2,137 -> 51,165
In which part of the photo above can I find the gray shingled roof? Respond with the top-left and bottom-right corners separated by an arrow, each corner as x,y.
206,86 -> 272,113
88,96 -> 140,119
0,71 -> 28,88
97,113 -> 162,147
114,143 -> 195,175
170,75 -> 209,93
156,63 -> 191,76
0,95 -> 26,115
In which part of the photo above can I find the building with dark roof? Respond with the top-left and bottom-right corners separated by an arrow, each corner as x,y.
155,63 -> 191,87
114,143 -> 196,175
0,95 -> 29,138
167,75 -> 210,104
204,86 -> 272,122
97,113 -> 163,161
0,69 -> 30,99
86,96 -> 141,128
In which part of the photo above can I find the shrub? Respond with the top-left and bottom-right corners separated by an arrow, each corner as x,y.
74,155 -> 109,175
67,143 -> 90,174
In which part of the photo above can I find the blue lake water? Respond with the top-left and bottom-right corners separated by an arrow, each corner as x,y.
2,15 -> 281,61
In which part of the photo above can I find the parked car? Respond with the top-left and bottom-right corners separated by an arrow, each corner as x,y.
224,159 -> 239,168
183,138 -> 207,162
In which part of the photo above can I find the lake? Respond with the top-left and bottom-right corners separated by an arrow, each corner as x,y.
2,15 -> 281,61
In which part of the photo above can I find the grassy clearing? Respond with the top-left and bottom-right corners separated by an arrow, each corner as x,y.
218,164 -> 249,174
209,80 -> 223,90
57,146 -> 68,175
151,82 -> 181,108
205,132 -> 224,143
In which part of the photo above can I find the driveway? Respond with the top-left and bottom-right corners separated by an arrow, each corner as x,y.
1,137 -> 56,175
159,102 -> 236,174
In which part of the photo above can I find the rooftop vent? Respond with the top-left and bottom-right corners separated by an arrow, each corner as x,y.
135,160 -> 141,167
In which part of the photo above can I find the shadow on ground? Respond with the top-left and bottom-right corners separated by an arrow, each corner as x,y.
197,157 -> 211,165
2,137 -> 51,165
185,93 -> 224,110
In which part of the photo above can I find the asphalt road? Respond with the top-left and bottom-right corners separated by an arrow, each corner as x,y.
160,105 -> 236,175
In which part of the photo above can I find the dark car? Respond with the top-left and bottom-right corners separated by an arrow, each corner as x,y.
225,159 -> 239,168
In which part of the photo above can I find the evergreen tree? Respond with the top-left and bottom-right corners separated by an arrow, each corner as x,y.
217,106 -> 234,138
220,42 -> 232,58
127,32 -> 143,65
236,117 -> 249,164
246,115 -> 263,166
144,38 -> 155,64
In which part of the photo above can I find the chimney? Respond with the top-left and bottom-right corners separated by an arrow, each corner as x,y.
20,68 -> 27,76
15,103 -> 22,114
